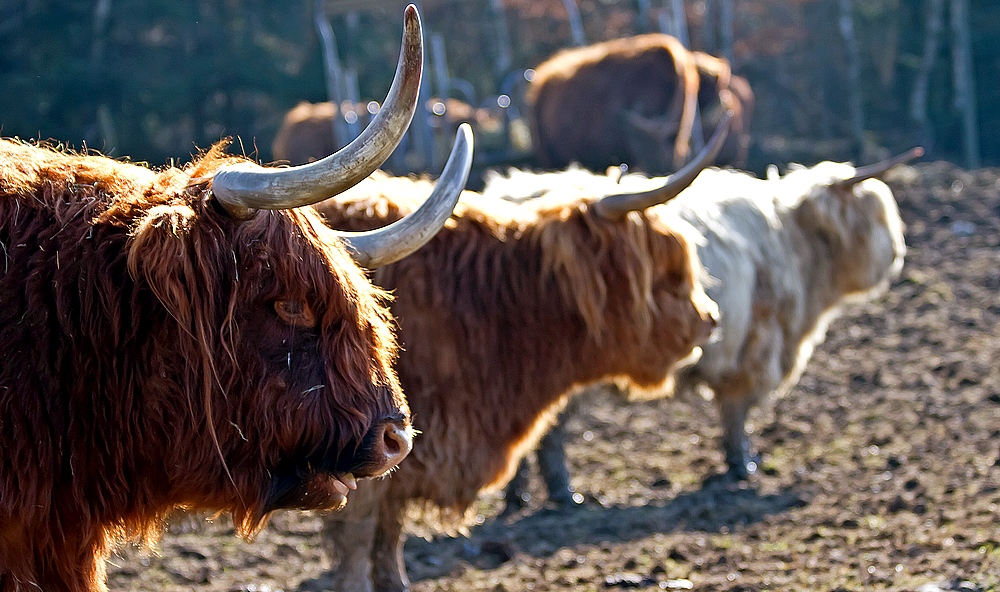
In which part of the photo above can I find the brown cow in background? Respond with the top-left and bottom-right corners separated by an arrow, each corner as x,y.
0,7 -> 474,592
309,121 -> 730,592
426,97 -> 510,158
271,97 -> 502,168
528,34 -> 752,174
271,100 -> 376,166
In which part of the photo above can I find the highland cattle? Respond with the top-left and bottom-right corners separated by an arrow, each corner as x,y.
528,34 -> 753,174
0,7 -> 473,591
501,149 -> 917,512
309,119 -> 731,591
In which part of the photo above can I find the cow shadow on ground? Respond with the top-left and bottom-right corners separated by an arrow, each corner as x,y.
401,474 -> 807,583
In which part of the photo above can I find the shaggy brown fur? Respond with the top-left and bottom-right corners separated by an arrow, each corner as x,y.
527,37 -> 754,175
527,33 -> 700,173
312,172 -> 717,591
0,140 -> 410,592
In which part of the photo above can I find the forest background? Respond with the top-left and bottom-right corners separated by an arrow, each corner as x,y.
0,0 -> 995,173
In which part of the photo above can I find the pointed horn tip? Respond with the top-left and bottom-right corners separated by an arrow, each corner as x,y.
404,4 -> 419,23
400,4 -> 422,54
444,122 -> 474,183
335,119 -> 473,269
877,146 -> 925,169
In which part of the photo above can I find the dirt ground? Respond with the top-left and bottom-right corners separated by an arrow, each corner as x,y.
107,161 -> 1000,591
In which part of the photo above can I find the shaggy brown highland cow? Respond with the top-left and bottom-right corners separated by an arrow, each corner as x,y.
528,34 -> 753,174
0,6 -> 474,592
309,120 -> 731,592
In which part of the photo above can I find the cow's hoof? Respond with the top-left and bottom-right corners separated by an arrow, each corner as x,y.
498,492 -> 529,518
548,489 -> 583,510
371,576 -> 408,592
725,454 -> 761,481
299,573 -> 374,592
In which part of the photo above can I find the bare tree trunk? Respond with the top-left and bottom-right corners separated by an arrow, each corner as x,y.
90,0 -> 111,70
950,0 -> 980,168
314,0 -> 350,149
90,0 -> 118,153
720,0 -> 734,64
636,0 -> 652,34
488,0 -> 513,78
658,1 -> 704,152
669,0 -> 689,47
910,0 -> 944,153
875,0 -> 900,89
428,32 -> 450,171
343,67 -> 361,140
703,0 -> 716,53
838,0 -> 865,160
430,32 -> 450,100
343,9 -> 364,142
562,0 -> 586,46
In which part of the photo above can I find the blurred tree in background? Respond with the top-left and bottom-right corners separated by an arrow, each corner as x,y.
0,0 -> 995,169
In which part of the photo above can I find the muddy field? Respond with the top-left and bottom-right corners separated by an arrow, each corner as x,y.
107,162 -> 1000,591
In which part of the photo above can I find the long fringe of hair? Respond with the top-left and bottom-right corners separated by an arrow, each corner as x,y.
0,139 -> 402,587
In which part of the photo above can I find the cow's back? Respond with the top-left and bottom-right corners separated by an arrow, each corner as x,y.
659,170 -> 806,392
272,101 -> 339,165
529,35 -> 690,172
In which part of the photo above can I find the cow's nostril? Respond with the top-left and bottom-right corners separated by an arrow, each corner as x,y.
384,426 -> 402,455
380,422 -> 413,472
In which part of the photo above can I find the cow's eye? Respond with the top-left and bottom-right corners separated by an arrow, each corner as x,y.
274,300 -> 316,328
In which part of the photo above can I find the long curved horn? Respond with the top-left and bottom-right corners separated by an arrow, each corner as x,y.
211,5 -> 423,219
337,123 -> 474,269
834,147 -> 924,188
594,110 -> 732,220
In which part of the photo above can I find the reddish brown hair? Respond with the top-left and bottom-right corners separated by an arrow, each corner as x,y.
0,140 -> 407,592
316,173 -> 714,516
528,34 -> 700,172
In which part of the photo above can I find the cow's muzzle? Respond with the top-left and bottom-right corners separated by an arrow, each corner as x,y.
261,415 -> 414,514
345,416 -> 414,479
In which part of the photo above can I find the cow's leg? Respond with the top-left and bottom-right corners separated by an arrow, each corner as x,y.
501,413 -> 578,514
714,316 -> 781,480
535,418 -> 577,507
371,497 -> 409,592
716,390 -> 761,480
321,514 -> 377,592
500,457 -> 532,516
320,482 -> 388,592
